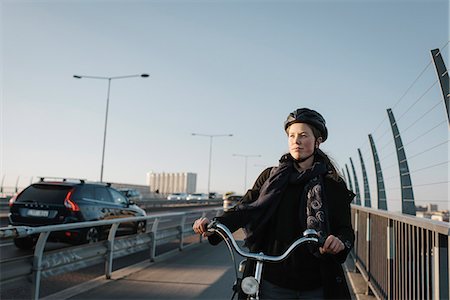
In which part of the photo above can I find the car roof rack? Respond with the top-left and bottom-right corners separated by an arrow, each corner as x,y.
39,177 -> 86,184
82,181 -> 112,187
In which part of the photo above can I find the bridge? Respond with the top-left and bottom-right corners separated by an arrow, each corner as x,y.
0,46 -> 449,299
0,205 -> 448,300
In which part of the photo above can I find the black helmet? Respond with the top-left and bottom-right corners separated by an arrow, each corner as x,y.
284,108 -> 328,142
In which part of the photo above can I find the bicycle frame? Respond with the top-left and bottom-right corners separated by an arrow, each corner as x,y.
208,221 -> 319,300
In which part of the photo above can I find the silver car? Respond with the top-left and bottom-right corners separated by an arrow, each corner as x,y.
167,193 -> 188,200
186,193 -> 209,201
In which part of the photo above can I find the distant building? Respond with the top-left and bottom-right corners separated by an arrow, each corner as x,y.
416,203 -> 438,212
147,172 -> 197,195
416,203 -> 449,222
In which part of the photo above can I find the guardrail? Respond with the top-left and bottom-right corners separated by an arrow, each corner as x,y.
0,208 -> 222,300
351,205 -> 450,300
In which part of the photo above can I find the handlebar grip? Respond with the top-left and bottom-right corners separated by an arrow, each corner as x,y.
302,229 -> 318,238
302,229 -> 325,248
206,220 -> 218,232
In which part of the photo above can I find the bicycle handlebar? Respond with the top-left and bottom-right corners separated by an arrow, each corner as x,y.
207,221 -> 319,263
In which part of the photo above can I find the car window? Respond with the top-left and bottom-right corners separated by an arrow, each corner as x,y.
73,185 -> 95,200
109,189 -> 128,205
94,187 -> 113,203
16,184 -> 72,204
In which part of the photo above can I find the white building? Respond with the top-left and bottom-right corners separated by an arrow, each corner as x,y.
146,172 -> 197,194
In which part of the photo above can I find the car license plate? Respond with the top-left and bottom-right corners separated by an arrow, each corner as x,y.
27,209 -> 49,217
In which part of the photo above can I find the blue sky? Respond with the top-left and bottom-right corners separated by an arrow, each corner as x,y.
1,0 -> 448,211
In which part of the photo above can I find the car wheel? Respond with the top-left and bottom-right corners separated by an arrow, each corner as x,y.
135,221 -> 146,234
14,236 -> 37,250
85,227 -> 100,244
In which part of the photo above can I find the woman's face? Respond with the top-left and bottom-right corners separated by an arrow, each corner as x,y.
287,123 -> 319,161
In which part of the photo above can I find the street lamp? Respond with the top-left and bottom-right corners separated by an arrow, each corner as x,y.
73,73 -> 149,182
192,133 -> 233,194
233,154 -> 262,192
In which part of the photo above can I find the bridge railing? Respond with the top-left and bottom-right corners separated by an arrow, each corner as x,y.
351,205 -> 449,300
0,208 -> 221,300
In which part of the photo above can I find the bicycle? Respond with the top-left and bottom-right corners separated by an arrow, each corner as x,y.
206,220 -> 319,300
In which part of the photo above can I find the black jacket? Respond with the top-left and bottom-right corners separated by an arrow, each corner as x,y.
210,167 -> 355,299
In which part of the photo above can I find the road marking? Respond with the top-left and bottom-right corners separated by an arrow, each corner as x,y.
0,242 -> 14,247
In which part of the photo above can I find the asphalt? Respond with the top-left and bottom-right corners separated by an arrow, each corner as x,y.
41,231 -> 376,300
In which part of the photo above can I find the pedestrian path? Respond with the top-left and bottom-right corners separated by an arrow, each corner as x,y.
43,231 -> 375,300
45,241 -> 238,300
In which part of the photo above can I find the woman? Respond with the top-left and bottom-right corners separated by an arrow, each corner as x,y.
193,108 -> 355,299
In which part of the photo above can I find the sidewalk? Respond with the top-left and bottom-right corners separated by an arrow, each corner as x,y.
44,241 -> 239,300
42,235 -> 375,300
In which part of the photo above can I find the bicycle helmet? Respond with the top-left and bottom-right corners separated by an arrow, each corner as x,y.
284,108 -> 328,142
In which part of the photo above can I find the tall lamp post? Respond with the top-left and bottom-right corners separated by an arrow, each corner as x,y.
233,154 -> 261,192
192,133 -> 233,195
73,73 -> 149,182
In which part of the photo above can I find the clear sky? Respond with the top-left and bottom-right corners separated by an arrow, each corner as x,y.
1,0 -> 449,211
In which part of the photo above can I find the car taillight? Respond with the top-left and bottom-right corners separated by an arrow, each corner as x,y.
8,195 -> 17,207
64,189 -> 80,212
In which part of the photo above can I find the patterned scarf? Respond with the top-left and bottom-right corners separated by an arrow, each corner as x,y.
236,153 -> 329,247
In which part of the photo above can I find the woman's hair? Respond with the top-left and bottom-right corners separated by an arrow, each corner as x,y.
309,125 -> 342,182
316,149 -> 342,182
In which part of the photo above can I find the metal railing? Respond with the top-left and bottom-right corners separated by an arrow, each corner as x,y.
0,208 -> 221,300
351,205 -> 450,300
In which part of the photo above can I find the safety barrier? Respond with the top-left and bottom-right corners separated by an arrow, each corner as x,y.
0,208 -> 221,300
351,205 -> 449,300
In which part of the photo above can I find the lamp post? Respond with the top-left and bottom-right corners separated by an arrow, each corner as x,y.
192,133 -> 233,195
233,154 -> 261,192
73,73 -> 149,182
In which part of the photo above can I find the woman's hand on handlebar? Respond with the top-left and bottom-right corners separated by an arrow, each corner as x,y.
193,217 -> 214,238
319,235 -> 345,255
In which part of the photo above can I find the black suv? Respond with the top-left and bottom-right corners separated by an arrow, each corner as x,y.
9,178 -> 147,250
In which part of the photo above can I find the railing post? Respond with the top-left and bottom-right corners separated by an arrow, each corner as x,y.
433,232 -> 449,300
448,236 -> 450,300
105,223 -> 120,279
150,218 -> 159,262
432,232 -> 439,300
366,214 -> 371,295
440,233 -> 449,300
354,208 -> 359,264
32,231 -> 50,300
387,219 -> 394,300
179,215 -> 186,251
